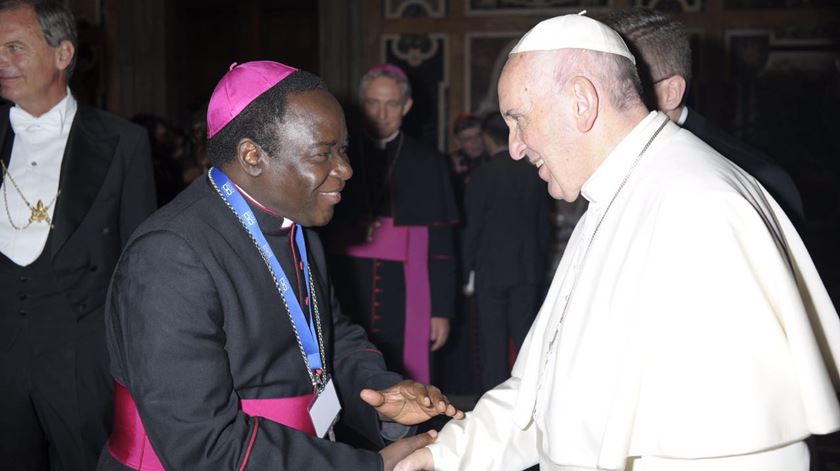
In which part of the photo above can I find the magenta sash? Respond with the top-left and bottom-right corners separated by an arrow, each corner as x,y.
108,382 -> 315,470
339,217 -> 431,383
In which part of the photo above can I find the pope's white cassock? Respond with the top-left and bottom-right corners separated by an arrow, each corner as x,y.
427,111 -> 840,470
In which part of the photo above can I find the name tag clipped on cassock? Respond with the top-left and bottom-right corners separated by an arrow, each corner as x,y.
309,377 -> 341,438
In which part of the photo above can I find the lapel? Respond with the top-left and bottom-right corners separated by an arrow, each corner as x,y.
50,105 -> 117,259
0,105 -> 11,167
682,106 -> 707,136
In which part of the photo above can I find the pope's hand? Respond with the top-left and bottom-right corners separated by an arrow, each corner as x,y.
381,431 -> 436,471
361,380 -> 465,425
394,447 -> 434,471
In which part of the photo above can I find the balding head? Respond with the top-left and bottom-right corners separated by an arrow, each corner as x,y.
498,47 -> 647,202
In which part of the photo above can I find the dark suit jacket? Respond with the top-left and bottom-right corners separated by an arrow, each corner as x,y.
462,149 -> 550,288
683,107 -> 804,224
0,103 -> 156,347
102,178 -> 398,470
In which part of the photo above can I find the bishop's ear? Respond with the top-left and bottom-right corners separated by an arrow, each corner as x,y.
236,139 -> 264,177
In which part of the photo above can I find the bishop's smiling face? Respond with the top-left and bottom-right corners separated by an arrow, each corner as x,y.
256,89 -> 353,227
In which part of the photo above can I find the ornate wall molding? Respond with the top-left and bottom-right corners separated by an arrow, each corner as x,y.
465,0 -> 611,16
725,0 -> 837,8
634,0 -> 702,13
385,0 -> 446,18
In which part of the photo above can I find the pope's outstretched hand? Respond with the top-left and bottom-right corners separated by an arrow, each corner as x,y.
394,447 -> 434,471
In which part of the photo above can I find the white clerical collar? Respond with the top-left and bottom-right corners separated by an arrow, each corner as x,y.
10,87 -> 76,135
233,183 -> 293,228
581,111 -> 663,205
677,106 -> 688,126
374,130 -> 400,149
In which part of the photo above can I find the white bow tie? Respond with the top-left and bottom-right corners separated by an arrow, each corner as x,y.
9,106 -> 63,138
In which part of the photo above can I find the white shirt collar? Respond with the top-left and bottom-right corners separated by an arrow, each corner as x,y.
234,182 -> 293,228
677,106 -> 689,126
375,130 -> 400,149
9,87 -> 76,136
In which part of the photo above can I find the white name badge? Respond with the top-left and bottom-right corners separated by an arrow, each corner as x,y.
309,378 -> 341,438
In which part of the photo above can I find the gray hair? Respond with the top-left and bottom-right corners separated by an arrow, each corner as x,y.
0,0 -> 78,78
548,48 -> 645,112
358,67 -> 412,103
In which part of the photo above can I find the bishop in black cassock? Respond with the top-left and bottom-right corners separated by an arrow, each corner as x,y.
327,64 -> 459,385
100,61 -> 462,471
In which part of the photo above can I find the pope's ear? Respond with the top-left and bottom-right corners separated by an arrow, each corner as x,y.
236,139 -> 263,177
569,76 -> 598,133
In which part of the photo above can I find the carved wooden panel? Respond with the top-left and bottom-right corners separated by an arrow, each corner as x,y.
464,32 -> 520,114
66,0 -> 101,26
633,0 -> 702,12
725,0 -> 837,8
385,0 -> 447,18
466,0 -> 611,16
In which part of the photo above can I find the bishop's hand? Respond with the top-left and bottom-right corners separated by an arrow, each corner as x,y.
361,380 -> 465,425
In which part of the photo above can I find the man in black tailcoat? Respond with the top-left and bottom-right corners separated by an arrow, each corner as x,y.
0,1 -> 156,469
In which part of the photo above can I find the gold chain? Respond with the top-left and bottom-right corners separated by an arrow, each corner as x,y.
0,159 -> 61,230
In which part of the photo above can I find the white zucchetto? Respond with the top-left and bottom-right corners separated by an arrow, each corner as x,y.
510,12 -> 636,65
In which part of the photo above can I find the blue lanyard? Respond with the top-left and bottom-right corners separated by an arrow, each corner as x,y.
209,167 -> 323,372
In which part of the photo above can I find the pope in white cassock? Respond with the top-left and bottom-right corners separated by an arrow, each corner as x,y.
395,12 -> 840,471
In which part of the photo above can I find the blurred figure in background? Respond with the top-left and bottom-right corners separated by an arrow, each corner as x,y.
461,112 -> 550,391
132,114 -> 186,206
329,63 -> 458,385
448,112 -> 488,212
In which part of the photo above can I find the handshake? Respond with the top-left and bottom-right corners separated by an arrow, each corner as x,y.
361,380 -> 462,470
